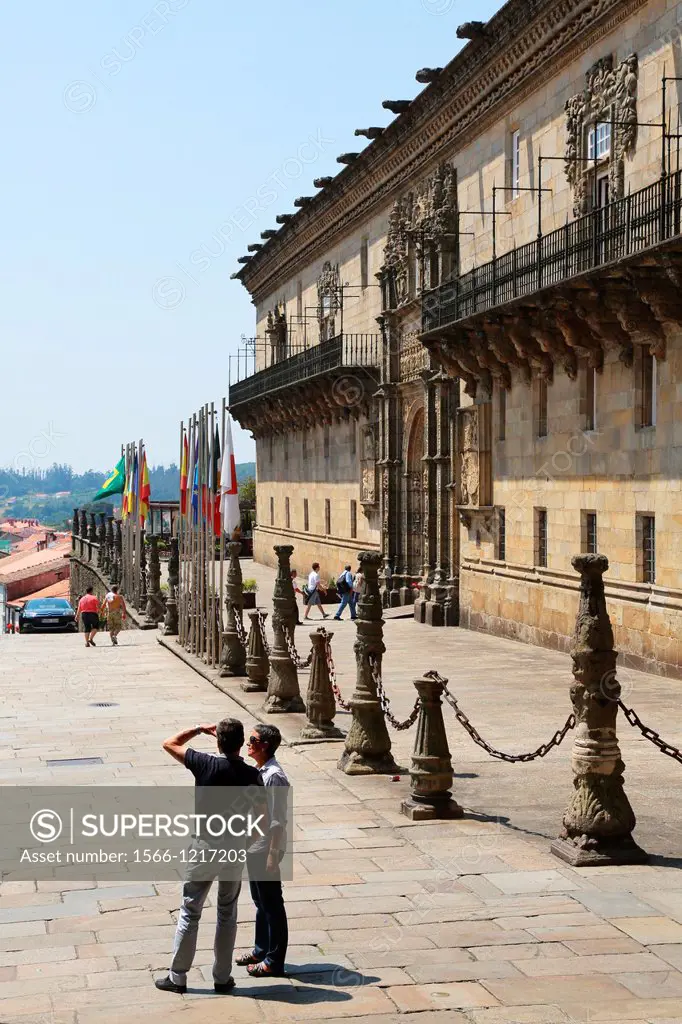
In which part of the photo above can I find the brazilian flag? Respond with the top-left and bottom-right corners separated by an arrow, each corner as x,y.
93,456 -> 126,502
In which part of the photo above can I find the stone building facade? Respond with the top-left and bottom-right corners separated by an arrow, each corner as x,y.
232,0 -> 682,675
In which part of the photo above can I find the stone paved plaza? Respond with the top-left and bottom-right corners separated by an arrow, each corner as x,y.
2,569 -> 682,1024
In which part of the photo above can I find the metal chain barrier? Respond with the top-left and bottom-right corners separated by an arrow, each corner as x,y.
283,625 -> 313,670
618,699 -> 682,765
422,671 -> 576,762
233,606 -> 248,649
257,612 -> 271,657
369,654 -> 420,731
318,627 -> 351,711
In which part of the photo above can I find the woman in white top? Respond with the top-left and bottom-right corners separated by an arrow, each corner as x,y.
303,562 -> 328,620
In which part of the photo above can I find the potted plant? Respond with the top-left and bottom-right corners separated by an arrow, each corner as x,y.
242,578 -> 258,610
321,574 -> 339,605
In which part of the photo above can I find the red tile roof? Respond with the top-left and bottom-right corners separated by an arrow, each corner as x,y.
0,541 -> 71,585
9,579 -> 71,607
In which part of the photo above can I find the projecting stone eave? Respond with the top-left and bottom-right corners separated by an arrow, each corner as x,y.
233,0 -> 630,302
420,237 -> 682,399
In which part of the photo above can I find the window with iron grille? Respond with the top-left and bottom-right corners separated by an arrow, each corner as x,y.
496,507 -> 506,560
535,508 -> 547,567
638,514 -> 655,584
582,510 -> 597,554
270,496 -> 274,526
285,497 -> 290,530
587,118 -> 611,161
350,500 -> 357,539
325,499 -> 331,536
303,498 -> 309,532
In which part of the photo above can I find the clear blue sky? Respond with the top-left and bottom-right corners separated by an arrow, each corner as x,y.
0,0 -> 499,475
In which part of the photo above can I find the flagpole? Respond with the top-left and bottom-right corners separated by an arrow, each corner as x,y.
209,401 -> 216,667
219,397 -> 226,661
187,415 -> 196,653
178,419 -> 185,646
198,408 -> 205,662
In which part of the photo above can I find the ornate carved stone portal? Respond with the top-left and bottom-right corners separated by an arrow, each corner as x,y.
565,54 -> 638,216
317,261 -> 341,341
265,303 -> 287,363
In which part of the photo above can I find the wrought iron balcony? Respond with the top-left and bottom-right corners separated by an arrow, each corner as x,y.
228,333 -> 381,409
422,170 -> 682,334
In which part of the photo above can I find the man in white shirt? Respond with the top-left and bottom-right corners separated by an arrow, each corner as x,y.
237,724 -> 290,977
303,562 -> 328,620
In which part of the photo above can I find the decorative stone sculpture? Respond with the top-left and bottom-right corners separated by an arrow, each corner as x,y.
300,630 -> 344,740
219,541 -> 247,677
163,537 -> 179,636
96,514 -> 106,569
88,512 -> 98,546
264,545 -> 305,713
137,535 -> 148,613
72,508 -> 79,550
111,521 -> 122,586
144,536 -> 164,626
338,552 -> 399,775
242,610 -> 269,692
79,510 -> 88,548
401,676 -> 462,820
551,554 -> 647,866
104,517 -> 114,576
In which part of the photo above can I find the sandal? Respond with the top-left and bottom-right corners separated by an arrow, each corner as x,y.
236,952 -> 262,967
247,962 -> 284,977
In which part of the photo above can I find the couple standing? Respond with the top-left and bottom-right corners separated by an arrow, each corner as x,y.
155,718 -> 289,995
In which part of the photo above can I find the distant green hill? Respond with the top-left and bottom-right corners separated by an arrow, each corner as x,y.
0,461 -> 256,529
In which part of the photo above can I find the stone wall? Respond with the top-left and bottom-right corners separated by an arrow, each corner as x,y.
69,556 -> 139,631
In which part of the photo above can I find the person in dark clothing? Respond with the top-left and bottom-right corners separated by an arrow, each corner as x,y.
237,723 -> 289,977
155,718 -> 262,996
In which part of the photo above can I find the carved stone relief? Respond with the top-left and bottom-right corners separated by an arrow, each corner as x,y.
400,331 -> 429,381
317,261 -> 341,342
565,54 -> 638,216
458,407 -> 479,507
266,303 -> 287,363
360,423 -> 378,509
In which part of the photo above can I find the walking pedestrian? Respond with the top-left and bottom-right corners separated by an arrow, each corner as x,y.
302,562 -> 328,620
75,587 -> 100,648
238,724 -> 289,977
333,564 -> 356,621
290,570 -> 303,626
100,585 -> 126,645
351,567 -> 364,618
155,718 -> 262,995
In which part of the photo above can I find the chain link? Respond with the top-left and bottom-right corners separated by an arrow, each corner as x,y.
618,699 -> 682,764
234,607 -> 248,649
368,654 -> 420,731
283,625 -> 313,669
318,627 -> 351,711
257,612 -> 271,657
422,671 -> 576,762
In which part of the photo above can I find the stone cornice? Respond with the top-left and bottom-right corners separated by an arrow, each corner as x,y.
236,0 -> 645,306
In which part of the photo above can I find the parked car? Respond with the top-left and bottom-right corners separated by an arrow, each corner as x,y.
19,598 -> 77,634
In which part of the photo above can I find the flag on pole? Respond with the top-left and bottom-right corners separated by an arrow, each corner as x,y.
191,441 -> 199,524
220,415 -> 240,537
121,456 -> 133,520
212,425 -> 222,535
180,434 -> 189,515
139,451 -> 151,526
92,456 -> 125,502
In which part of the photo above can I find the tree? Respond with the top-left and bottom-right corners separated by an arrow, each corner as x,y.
239,476 -> 256,506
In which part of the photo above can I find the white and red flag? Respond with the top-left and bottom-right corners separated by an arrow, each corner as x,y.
220,415 -> 241,537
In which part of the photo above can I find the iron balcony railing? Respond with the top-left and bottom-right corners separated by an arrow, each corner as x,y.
228,333 -> 381,407
422,170 -> 682,333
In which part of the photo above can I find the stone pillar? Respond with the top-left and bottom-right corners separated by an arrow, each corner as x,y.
163,537 -> 179,636
401,675 -> 462,820
88,513 -> 98,545
72,508 -> 79,552
338,551 -> 399,774
551,554 -> 647,866
137,535 -> 148,613
423,371 -> 458,627
104,517 -> 114,576
219,541 -> 247,677
79,510 -> 88,558
144,536 -> 164,626
301,629 -> 344,740
264,544 -> 305,713
111,521 -> 122,587
242,610 -> 269,692
96,514 -> 106,569
378,314 -> 403,609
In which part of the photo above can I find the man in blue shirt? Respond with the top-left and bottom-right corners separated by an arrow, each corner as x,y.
333,564 -> 356,621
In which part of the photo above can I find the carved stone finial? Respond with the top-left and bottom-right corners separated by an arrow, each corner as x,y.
337,153 -> 360,164
456,21 -> 487,38
275,214 -> 293,224
550,554 -> 647,866
261,229 -> 277,239
382,100 -> 411,114
237,256 -> 252,264
264,545 -> 305,713
294,196 -> 313,207
242,610 -> 269,692
354,128 -> 384,140
415,68 -> 442,83
219,541 -> 247,677
247,243 -> 263,252
313,176 -> 334,188
144,535 -> 164,627
163,537 -> 179,636
300,629 -> 344,740
401,675 -> 462,820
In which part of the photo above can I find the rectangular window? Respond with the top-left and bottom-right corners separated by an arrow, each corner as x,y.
536,377 -> 548,437
585,364 -> 597,431
497,385 -> 507,441
638,514 -> 656,584
535,508 -> 547,568
511,129 -> 520,198
350,500 -> 357,539
582,511 -> 597,554
639,350 -> 657,428
270,496 -> 274,526
360,238 -> 369,290
496,507 -> 506,561
303,498 -> 309,532
325,499 -> 331,536
588,119 -> 611,161
285,497 -> 290,530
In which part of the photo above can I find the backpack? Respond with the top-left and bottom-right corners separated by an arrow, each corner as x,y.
336,574 -> 351,595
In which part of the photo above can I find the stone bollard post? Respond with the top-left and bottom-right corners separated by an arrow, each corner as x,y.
338,551 -> 399,774
401,676 -> 462,820
163,537 -> 180,636
551,554 -> 647,866
137,535 -> 148,613
72,508 -> 79,552
242,610 -> 269,692
264,545 -> 305,713
144,536 -> 164,626
219,541 -> 247,677
300,629 -> 344,740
